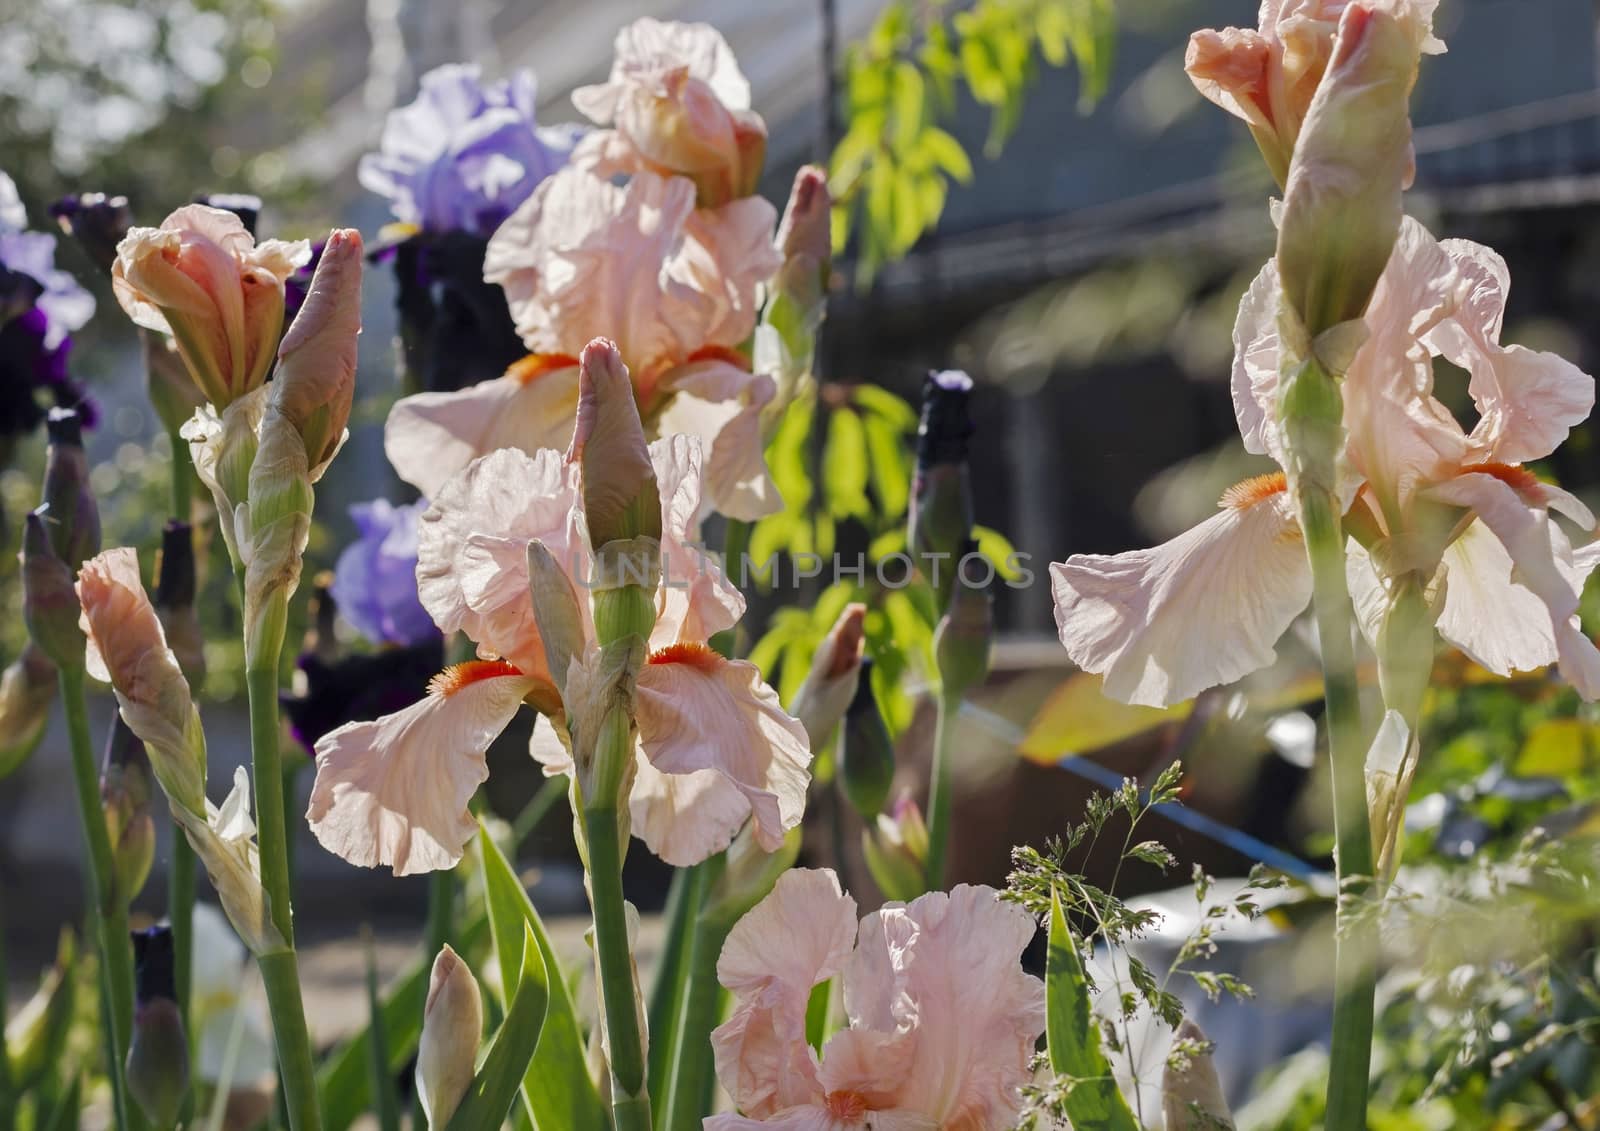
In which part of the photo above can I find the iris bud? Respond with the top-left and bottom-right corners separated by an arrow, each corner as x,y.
127,926 -> 190,1129
837,658 -> 895,819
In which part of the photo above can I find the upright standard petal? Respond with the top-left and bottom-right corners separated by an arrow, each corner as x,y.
306,665 -> 535,875
650,433 -> 745,645
654,360 -> 781,522
634,643 -> 811,864
1051,473 -> 1312,706
714,869 -> 858,1119
416,447 -> 587,683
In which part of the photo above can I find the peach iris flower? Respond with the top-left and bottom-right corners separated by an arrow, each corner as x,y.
384,166 -> 783,521
571,17 -> 766,206
707,869 -> 1044,1130
112,205 -> 310,407
1052,218 -> 1600,707
1186,0 -> 1441,184
310,347 -> 809,875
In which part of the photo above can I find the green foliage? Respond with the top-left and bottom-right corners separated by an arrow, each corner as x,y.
831,0 -> 1116,283
445,922 -> 546,1131
477,818 -> 607,1130
1008,764 -> 1279,1128
1043,888 -> 1142,1131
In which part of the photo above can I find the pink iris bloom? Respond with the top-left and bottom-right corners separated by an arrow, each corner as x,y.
309,343 -> 810,875
1053,218 -> 1600,707
707,868 -> 1044,1129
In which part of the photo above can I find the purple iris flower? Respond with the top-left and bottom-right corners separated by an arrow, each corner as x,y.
0,171 -> 96,437
359,64 -> 584,238
330,498 -> 439,647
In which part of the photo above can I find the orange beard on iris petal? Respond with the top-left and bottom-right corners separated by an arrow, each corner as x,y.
823,1090 -> 870,1122
647,641 -> 724,673
508,352 -> 580,386
1219,470 -> 1289,510
427,659 -> 524,697
1461,461 -> 1541,493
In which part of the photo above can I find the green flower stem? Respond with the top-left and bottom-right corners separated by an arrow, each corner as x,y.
583,804 -> 651,1131
246,615 -> 322,1131
662,886 -> 732,1131
166,430 -> 197,1094
59,665 -> 137,1131
646,862 -> 701,1120
1281,355 -> 1376,1131
924,688 -> 959,892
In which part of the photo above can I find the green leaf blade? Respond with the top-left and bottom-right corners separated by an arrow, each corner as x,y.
479,821 -> 608,1131
1047,889 -> 1139,1131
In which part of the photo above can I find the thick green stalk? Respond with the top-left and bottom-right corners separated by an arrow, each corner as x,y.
59,666 -> 137,1131
166,431 -> 196,1094
1281,357 -> 1376,1131
584,805 -> 651,1131
246,640 -> 322,1131
924,689 -> 959,891
662,902 -> 730,1131
647,863 -> 701,1121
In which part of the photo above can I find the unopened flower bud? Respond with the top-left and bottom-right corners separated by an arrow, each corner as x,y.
272,227 -> 362,476
1276,3 -> 1429,341
0,263 -> 42,327
417,945 -> 482,1128
760,166 -> 832,425
77,548 -> 207,815
126,926 -> 189,1129
5,928 -> 76,1091
862,791 -> 928,902
789,602 -> 865,750
50,192 -> 133,273
23,509 -> 85,670
1163,1019 -> 1233,1130
42,407 -> 100,568
935,544 -> 993,699
102,715 -> 157,902
155,520 -> 206,684
0,643 -> 57,780
909,371 -> 975,607
837,658 -> 895,819
571,338 -> 662,550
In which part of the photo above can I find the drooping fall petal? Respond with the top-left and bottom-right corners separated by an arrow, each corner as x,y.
1051,475 -> 1312,707
383,360 -> 580,499
306,668 -> 535,875
633,644 -> 810,865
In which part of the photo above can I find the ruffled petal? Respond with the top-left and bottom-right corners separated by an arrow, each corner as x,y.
843,885 -> 1044,1127
1051,479 -> 1312,706
677,198 -> 783,350
1230,258 -> 1283,462
1430,239 -> 1595,467
1428,471 -> 1600,697
654,361 -> 780,521
384,366 -> 580,498
633,648 -> 811,864
484,168 -> 700,376
306,670 -> 535,875
650,433 -> 747,647
713,869 -> 856,1119
416,447 -> 588,679
719,868 -> 858,998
